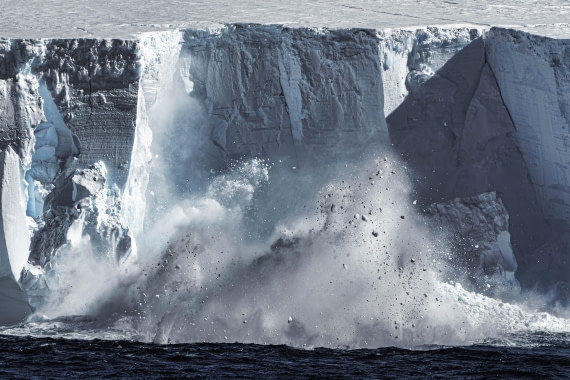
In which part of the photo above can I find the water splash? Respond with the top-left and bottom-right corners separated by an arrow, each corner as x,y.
13,145 -> 569,348
120,152 -> 567,348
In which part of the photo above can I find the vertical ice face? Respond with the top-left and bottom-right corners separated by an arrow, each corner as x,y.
379,27 -> 484,115
35,39 -> 139,189
0,38 -> 144,317
184,25 -> 387,162
385,33 -> 553,289
0,148 -> 31,281
0,147 -> 34,324
122,30 -> 183,238
486,28 -> 570,286
28,83 -> 80,189
0,23 -> 569,325
0,40 -> 45,324
387,36 -> 487,201
487,29 -> 570,222
0,39 -> 45,167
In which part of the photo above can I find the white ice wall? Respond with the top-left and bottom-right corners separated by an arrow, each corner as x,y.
487,28 -> 570,223
122,30 -> 183,238
2,25 -> 570,323
0,147 -> 33,324
184,26 -> 387,160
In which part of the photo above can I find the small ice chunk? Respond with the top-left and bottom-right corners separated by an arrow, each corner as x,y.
288,316 -> 293,323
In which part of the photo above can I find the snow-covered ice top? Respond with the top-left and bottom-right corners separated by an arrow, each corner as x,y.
1,0 -> 569,39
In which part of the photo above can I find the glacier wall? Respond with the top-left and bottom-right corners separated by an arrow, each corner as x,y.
0,38 -> 139,190
487,29 -> 570,287
0,37 -> 140,324
36,39 -> 139,189
0,24 -> 568,326
0,147 -> 33,325
385,30 -> 555,291
183,26 -> 387,162
487,28 -> 570,223
143,25 -> 570,296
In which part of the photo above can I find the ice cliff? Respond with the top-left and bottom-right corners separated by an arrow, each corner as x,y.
0,24 -> 568,325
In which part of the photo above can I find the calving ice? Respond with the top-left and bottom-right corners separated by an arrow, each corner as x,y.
0,22 -> 568,348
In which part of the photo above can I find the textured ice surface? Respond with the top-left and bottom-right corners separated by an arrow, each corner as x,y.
184,26 -> 386,160
386,30 -> 556,291
487,29 -> 570,222
426,192 -> 520,299
485,28 -> 570,287
21,162 -> 134,311
0,4 -> 568,345
0,0 -> 569,39
0,148 -> 33,325
379,27 -> 484,115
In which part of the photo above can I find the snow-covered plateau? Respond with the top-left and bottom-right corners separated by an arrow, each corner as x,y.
0,9 -> 568,347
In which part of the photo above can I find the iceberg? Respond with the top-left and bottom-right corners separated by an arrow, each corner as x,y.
0,6 -> 568,346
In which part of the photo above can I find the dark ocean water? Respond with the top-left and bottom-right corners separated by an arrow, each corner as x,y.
1,333 -> 569,379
